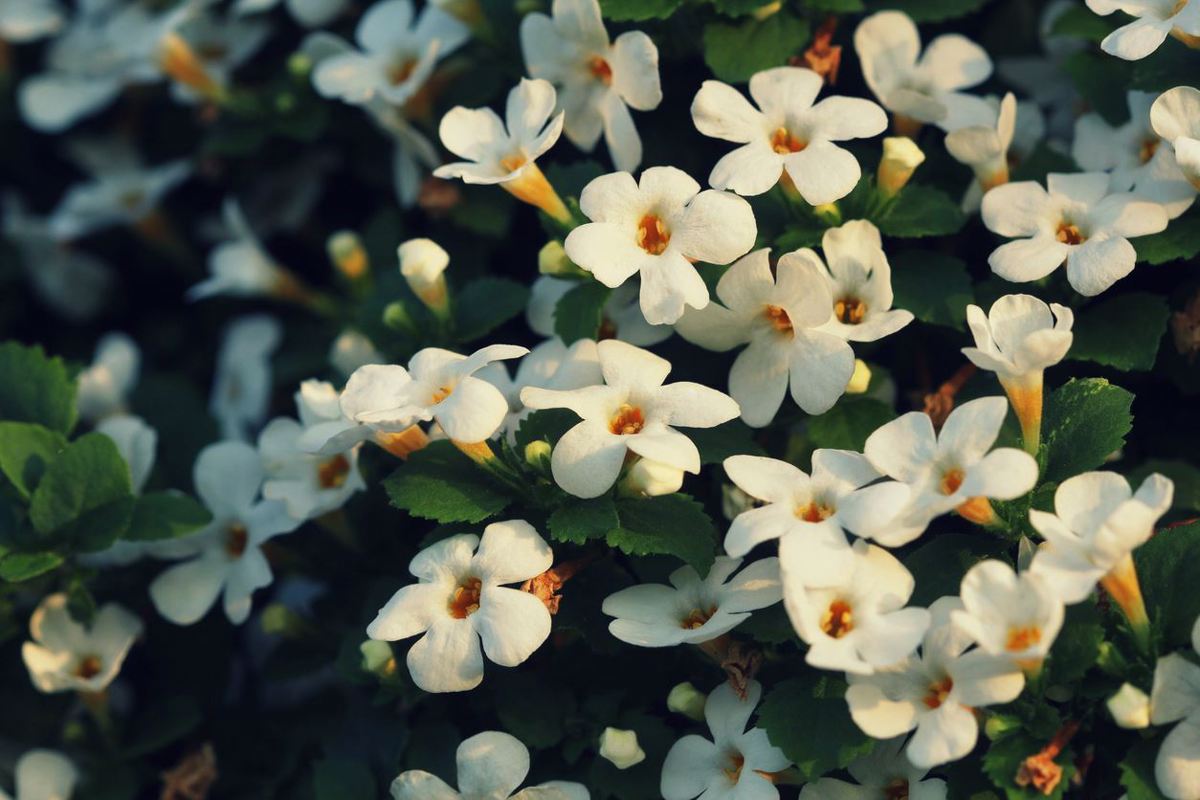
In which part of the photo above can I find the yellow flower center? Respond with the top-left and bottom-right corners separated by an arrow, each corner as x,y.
588,55 -> 613,85
795,501 -> 835,522
387,57 -> 417,86
923,676 -> 954,709
636,214 -> 671,255
770,127 -> 807,154
318,454 -> 351,489
1056,221 -> 1085,245
820,599 -> 854,638
430,385 -> 453,404
1006,625 -> 1042,652
609,404 -> 645,435
723,752 -> 745,784
449,577 -> 483,619
680,606 -> 717,629
834,297 -> 867,325
939,468 -> 965,496
763,304 -> 793,334
1140,137 -> 1161,164
225,522 -> 249,557
884,779 -> 911,800
74,654 -> 103,680
500,153 -> 527,173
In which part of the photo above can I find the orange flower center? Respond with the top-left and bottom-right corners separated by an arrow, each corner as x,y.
795,501 -> 834,522
225,522 -> 249,557
318,454 -> 351,489
723,752 -> 745,784
834,297 -> 867,324
939,468 -> 965,496
449,577 -> 483,619
923,676 -> 954,709
680,606 -> 717,629
763,304 -> 793,334
588,55 -> 613,85
74,654 -> 103,679
430,385 -> 453,404
820,599 -> 854,638
387,57 -> 417,86
500,153 -> 527,173
770,127 -> 807,154
636,214 -> 671,255
1006,625 -> 1042,652
609,404 -> 645,435
1056,221 -> 1085,245
1140,137 -> 1161,164
884,779 -> 911,800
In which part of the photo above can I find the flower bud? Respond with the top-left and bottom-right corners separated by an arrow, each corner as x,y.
845,359 -> 871,394
287,52 -> 313,79
260,604 -> 307,637
667,682 -> 706,721
877,137 -> 925,197
538,240 -> 574,276
620,458 -> 684,498
328,230 -> 368,281
158,32 -> 223,101
399,238 -> 450,316
598,728 -> 645,770
360,640 -> 397,677
1107,683 -> 1151,729
383,301 -> 416,334
524,440 -> 552,470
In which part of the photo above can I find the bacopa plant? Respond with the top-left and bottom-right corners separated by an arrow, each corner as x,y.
1,0 -> 1199,797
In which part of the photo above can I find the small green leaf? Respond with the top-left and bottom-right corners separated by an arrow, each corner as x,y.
867,0 -> 990,22
1042,378 -> 1134,483
758,675 -> 875,780
125,492 -> 213,541
0,422 -> 67,500
607,494 -> 717,573
313,758 -> 375,800
383,441 -> 511,524
454,278 -> 529,342
0,342 -> 78,434
555,280 -> 611,345
703,12 -> 811,83
599,0 -> 682,20
1134,204 -> 1200,265
0,551 -> 63,582
29,433 -> 134,552
808,398 -> 896,452
548,498 -> 619,545
1070,293 -> 1169,371
890,251 -> 973,330
875,185 -> 966,238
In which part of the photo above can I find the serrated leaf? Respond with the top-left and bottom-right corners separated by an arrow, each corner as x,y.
703,12 -> 811,83
890,251 -> 973,330
0,422 -> 66,500
0,551 -> 63,582
758,675 -> 875,780
125,491 -> 213,541
0,342 -> 78,434
383,441 -> 511,523
548,498 -> 619,545
454,278 -> 529,342
555,280 -> 611,345
1042,378 -> 1134,483
599,0 -> 682,20
867,0 -> 990,22
1134,204 -> 1200,265
607,494 -> 717,573
808,398 -> 896,451
1135,520 -> 1200,649
1070,293 -> 1169,371
29,433 -> 134,552
876,185 -> 966,238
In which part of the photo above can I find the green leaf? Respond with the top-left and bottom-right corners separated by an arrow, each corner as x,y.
867,0 -> 990,22
548,498 -> 619,545
29,433 -> 134,552
607,494 -> 717,573
875,185 -> 966,238
0,551 -> 63,582
0,422 -> 67,500
808,398 -> 895,451
382,441 -> 511,524
1047,601 -> 1103,685
905,533 -> 1008,607
758,675 -> 875,780
1120,737 -> 1170,800
599,0 -> 682,20
710,0 -> 781,14
454,278 -> 529,342
1131,45 -> 1200,92
703,12 -> 811,83
890,251 -> 973,330
1129,459 -> 1200,511
1134,204 -> 1200,265
689,420 -> 764,464
555,280 -> 611,345
1135,520 -> 1200,649
1070,293 -> 1169,371
1063,51 -> 1132,126
0,342 -> 78,434
125,492 -> 213,541
1042,378 -> 1134,483
313,758 -> 375,800
1048,5 -> 1113,40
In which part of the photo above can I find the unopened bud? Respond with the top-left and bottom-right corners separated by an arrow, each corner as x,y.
845,359 -> 871,394
538,240 -> 570,275
620,458 -> 684,498
812,202 -> 842,226
877,137 -> 925,197
287,51 -> 313,78
159,32 -> 223,101
524,440 -> 552,469
383,301 -> 416,333
328,230 -> 369,281
360,640 -> 397,677
1107,683 -> 1151,729
261,604 -> 307,637
667,682 -> 706,721
598,728 -> 645,770
399,238 -> 450,316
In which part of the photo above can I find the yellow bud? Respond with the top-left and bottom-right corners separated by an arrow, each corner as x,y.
846,359 -> 872,394
524,440 -> 552,469
667,682 -> 707,721
1107,683 -> 1151,729
328,230 -> 369,281
399,238 -> 450,316
159,32 -> 223,101
598,728 -> 646,770
877,137 -> 926,197
360,640 -> 396,677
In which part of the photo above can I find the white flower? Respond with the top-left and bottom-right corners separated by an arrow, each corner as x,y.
565,166 -> 757,325
77,332 -> 140,424
660,680 -> 791,800
520,0 -> 662,172
691,66 -> 887,204
520,339 -> 740,498
398,237 -> 450,314
259,380 -> 367,521
1152,86 -> 1200,191
0,0 -> 62,42
21,593 -> 142,694
329,329 -> 384,377
1086,0 -> 1200,60
799,736 -> 947,800
599,728 -> 646,770
853,10 -> 993,132
722,451 -> 909,586
235,0 -> 348,28
0,750 -> 77,800
846,598 -> 1026,769
189,200 -> 291,301
526,276 -> 671,346
339,344 -> 527,445
49,153 -> 190,240
1074,90 -> 1197,219
863,397 -> 1039,545
1108,682 -> 1152,729
951,560 -> 1065,667
367,520 -> 553,693
392,730 -> 588,799
784,540 -> 930,675
1028,471 -> 1172,603
97,415 -> 156,496
602,556 -> 781,647
1149,615 -> 1200,799
210,315 -> 282,442
945,92 -> 1017,191
311,0 -> 468,106
482,338 -> 602,442
149,441 -> 301,625
169,11 -> 269,104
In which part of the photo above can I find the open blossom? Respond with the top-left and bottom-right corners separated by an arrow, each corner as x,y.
1152,86 -> 1200,191
846,598 -> 1026,769
481,338 -> 602,442
311,0 -> 468,106
520,340 -> 740,498
661,681 -> 791,800
526,277 -> 671,346
1086,0 -> 1200,60
210,314 -> 282,442
951,560 -> 1065,669
563,166 -> 757,325
392,730 -> 588,799
1029,471 -> 1172,607
520,0 -> 662,172
0,750 -> 77,800
784,540 -> 930,675
21,593 -> 142,694
149,442 -> 301,626
435,78 -> 570,222
1149,615 -> 1200,800
981,172 -> 1169,296
945,92 -> 1016,192
722,452 -> 909,586
189,200 -> 296,301
601,556 -> 782,647
77,333 -> 140,423
49,152 -> 190,240
863,397 -> 1039,545
691,66 -> 887,204
367,520 -> 553,693
799,736 -> 947,800
854,10 -> 993,133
